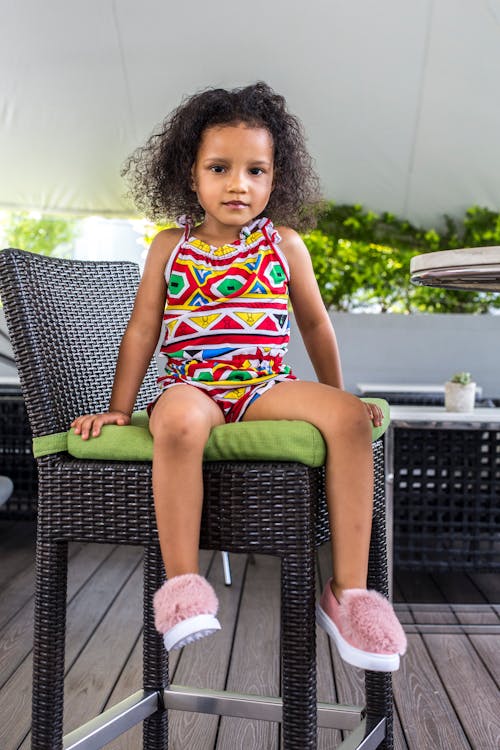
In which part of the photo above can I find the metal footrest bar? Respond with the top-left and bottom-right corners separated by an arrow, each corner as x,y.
164,685 -> 364,730
60,686 -> 375,750
337,718 -> 386,749
63,690 -> 160,750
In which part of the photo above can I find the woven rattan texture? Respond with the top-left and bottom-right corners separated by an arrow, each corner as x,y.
0,249 -> 393,750
366,441 -> 393,750
0,249 -> 158,436
0,393 -> 38,517
393,427 -> 500,571
35,445 -> 390,750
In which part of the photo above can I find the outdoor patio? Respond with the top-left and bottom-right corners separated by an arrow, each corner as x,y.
1,519 -> 498,750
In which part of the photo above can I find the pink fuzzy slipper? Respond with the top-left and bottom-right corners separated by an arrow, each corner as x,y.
153,574 -> 221,651
316,580 -> 407,671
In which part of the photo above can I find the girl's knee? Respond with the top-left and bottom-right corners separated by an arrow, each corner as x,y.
152,403 -> 212,450
327,391 -> 372,439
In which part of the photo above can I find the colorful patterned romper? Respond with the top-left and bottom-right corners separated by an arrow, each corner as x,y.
154,216 -> 296,422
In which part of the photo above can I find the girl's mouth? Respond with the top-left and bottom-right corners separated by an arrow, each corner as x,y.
223,201 -> 248,208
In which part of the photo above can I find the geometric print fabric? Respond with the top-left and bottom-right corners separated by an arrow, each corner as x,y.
157,217 -> 295,397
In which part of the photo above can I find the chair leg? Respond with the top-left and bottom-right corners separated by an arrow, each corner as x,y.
366,439 -> 394,749
221,550 -> 232,585
281,546 -> 317,750
365,672 -> 393,750
31,538 -> 68,750
143,543 -> 168,750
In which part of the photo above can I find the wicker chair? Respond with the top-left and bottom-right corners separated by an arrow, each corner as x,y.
0,248 -> 393,750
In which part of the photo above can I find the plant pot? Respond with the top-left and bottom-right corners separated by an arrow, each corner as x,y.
444,381 -> 476,412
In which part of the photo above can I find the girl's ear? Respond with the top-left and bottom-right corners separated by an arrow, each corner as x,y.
190,164 -> 197,192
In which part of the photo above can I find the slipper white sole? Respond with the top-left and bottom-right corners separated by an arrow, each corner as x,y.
162,613 -> 221,651
316,603 -> 400,672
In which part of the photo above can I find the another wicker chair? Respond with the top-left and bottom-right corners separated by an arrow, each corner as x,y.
0,248 -> 393,750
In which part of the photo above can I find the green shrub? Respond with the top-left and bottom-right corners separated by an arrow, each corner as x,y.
1,211 -> 77,258
3,204 -> 499,314
306,204 -> 500,313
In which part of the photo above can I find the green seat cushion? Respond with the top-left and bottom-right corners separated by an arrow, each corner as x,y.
32,398 -> 389,468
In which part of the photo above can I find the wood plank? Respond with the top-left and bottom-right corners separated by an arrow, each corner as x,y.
468,635 -> 500,686
216,554 -> 280,750
393,634 -> 470,749
3,534 -> 498,750
424,633 -> 500,749
2,544 -> 142,750
394,603 -> 414,626
396,571 -> 446,604
0,557 -> 35,632
453,605 -> 500,627
393,710 -> 409,750
0,539 -> 98,632
431,572 -> 489,604
63,564 -> 144,734
408,605 -> 458,627
317,543 -> 365,708
168,549 -> 222,680
18,549 -> 215,750
166,553 -> 246,750
315,549 -> 342,750
0,521 -> 36,594
405,604 -> 500,642
469,572 -> 500,603
320,545 -> 445,750
0,543 -> 115,691
103,548 -> 218,750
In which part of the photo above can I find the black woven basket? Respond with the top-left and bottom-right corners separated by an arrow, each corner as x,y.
0,389 -> 38,518
393,426 -> 500,571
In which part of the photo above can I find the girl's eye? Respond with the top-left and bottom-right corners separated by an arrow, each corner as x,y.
210,165 -> 225,173
249,168 -> 263,175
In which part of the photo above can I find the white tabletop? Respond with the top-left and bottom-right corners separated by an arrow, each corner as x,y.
410,246 -> 500,291
358,382 -> 445,393
358,382 -> 483,396
390,405 -> 500,426
410,246 -> 500,273
0,376 -> 20,386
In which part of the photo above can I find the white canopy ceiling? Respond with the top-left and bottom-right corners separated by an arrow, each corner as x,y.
2,0 -> 500,225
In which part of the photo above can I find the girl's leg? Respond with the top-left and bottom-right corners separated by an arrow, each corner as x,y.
243,380 -> 406,671
149,384 -> 226,651
149,384 -> 225,578
243,381 -> 373,599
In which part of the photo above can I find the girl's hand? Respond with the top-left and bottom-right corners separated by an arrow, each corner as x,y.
364,401 -> 384,428
70,411 -> 131,441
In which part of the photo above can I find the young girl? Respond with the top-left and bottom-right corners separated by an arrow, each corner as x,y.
72,82 -> 406,672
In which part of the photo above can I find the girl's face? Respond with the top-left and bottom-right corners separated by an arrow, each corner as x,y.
191,122 -> 274,232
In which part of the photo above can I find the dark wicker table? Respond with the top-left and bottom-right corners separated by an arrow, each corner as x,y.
386,405 -> 500,576
403,249 -> 500,574
0,384 -> 38,518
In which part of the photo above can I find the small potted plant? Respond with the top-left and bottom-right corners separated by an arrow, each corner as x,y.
444,372 -> 476,412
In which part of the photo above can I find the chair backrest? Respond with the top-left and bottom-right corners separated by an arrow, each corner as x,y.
0,248 -> 158,437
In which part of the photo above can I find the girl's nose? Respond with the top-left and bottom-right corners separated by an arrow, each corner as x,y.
227,172 -> 248,192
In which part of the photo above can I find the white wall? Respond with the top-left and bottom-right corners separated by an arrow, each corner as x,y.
74,217 -> 146,267
2,304 -> 499,399
288,312 -> 500,399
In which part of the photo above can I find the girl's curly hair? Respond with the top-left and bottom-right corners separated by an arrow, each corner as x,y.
122,82 -> 322,230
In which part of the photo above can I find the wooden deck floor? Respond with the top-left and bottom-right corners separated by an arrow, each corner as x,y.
0,520 -> 499,750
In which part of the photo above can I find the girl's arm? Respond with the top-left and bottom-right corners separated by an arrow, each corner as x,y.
279,227 -> 344,389
279,227 -> 383,426
72,228 -> 182,439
